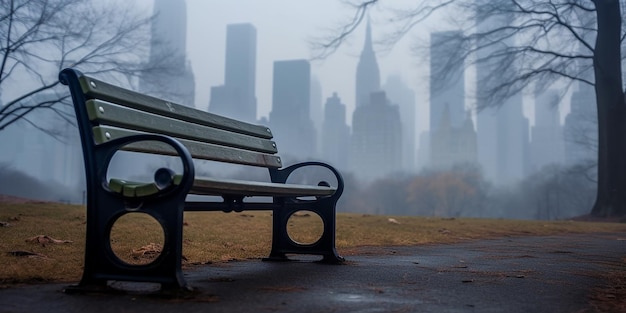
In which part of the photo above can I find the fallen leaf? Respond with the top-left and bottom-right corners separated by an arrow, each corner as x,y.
7,250 -> 48,259
131,243 -> 162,259
26,235 -> 72,245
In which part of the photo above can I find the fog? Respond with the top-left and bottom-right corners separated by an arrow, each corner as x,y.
0,0 -> 599,220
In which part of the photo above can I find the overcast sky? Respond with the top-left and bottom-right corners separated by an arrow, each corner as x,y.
180,0 -> 436,133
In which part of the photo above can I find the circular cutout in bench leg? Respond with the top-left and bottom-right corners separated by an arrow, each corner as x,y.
109,212 -> 165,266
286,210 -> 324,246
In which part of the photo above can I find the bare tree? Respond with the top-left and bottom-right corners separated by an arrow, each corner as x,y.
0,0 -> 155,138
315,0 -> 625,217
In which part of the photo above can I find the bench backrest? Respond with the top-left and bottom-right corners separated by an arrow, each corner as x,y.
60,69 -> 283,169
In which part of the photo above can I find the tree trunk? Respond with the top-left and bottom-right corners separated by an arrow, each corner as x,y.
591,0 -> 626,217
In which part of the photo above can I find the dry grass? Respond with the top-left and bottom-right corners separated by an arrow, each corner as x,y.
1,202 -> 625,285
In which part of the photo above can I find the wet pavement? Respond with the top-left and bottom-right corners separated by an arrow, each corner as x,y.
1,232 -> 624,313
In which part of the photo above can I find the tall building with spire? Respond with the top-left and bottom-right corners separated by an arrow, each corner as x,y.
350,22 -> 402,181
355,20 -> 381,107
140,0 -> 195,106
209,23 -> 257,123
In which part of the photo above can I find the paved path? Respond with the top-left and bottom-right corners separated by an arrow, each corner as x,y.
1,233 -> 624,313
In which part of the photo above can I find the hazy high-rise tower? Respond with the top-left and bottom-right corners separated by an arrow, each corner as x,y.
431,107 -> 477,169
564,41 -> 597,167
384,75 -> 417,171
310,76 -> 323,154
351,23 -> 402,180
355,20 -> 380,107
269,59 -> 316,160
530,90 -> 564,172
430,31 -> 465,132
495,96 -> 530,183
322,93 -> 350,170
140,0 -> 195,106
429,30 -> 469,170
475,1 -> 529,184
209,23 -> 257,123
351,92 -> 402,181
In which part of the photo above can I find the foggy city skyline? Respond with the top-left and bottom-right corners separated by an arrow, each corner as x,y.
0,0 -> 607,220
180,0 -> 570,129
0,0 -> 574,139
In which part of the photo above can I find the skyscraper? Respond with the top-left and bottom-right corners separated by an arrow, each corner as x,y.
430,31 -> 465,132
494,95 -> 530,184
350,23 -> 402,180
475,2 -> 529,184
209,23 -> 257,123
431,107 -> 477,169
351,91 -> 402,181
269,59 -> 316,161
140,0 -> 195,106
310,76 -> 323,154
355,20 -> 380,107
530,90 -> 564,172
563,42 -> 597,167
429,30 -> 471,170
384,75 -> 417,171
321,93 -> 350,170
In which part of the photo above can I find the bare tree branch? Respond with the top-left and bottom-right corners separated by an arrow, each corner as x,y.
309,0 -> 378,60
0,0 -> 154,137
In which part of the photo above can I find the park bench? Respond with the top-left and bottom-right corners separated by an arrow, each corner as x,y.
59,68 -> 344,292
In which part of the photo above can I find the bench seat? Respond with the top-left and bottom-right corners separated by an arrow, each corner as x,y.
109,176 -> 336,198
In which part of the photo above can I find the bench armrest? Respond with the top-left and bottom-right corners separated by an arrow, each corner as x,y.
97,133 -> 195,198
269,161 -> 344,198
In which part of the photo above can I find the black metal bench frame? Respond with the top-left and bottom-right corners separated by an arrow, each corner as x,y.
59,68 -> 344,292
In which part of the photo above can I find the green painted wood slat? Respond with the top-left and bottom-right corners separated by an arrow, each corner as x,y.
76,75 -> 273,139
109,176 -> 335,198
86,100 -> 277,154
92,126 -> 282,168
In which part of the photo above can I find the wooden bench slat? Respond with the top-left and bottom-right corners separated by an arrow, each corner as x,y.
93,126 -> 283,168
77,75 -> 273,139
87,100 -> 278,154
108,176 -> 336,198
188,176 -> 336,197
